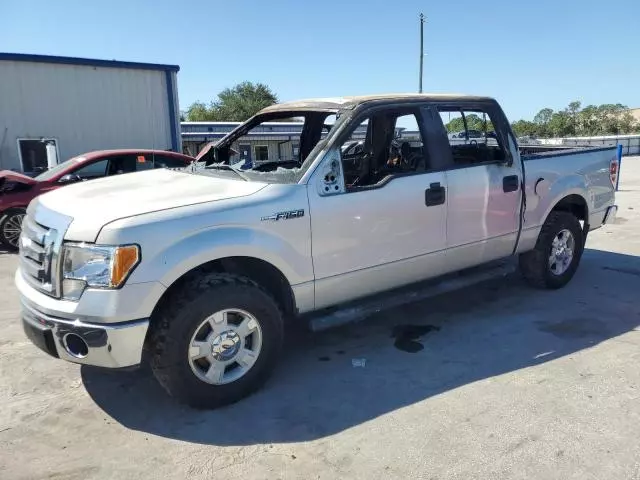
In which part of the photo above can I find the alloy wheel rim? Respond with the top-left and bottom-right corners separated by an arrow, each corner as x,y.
2,213 -> 25,248
187,308 -> 263,385
548,229 -> 575,276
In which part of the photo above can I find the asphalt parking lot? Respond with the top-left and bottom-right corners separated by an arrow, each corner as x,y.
1,158 -> 639,480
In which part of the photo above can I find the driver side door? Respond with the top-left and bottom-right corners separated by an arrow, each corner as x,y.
308,106 -> 449,310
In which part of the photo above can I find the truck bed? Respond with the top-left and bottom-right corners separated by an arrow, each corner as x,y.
517,144 -> 617,247
520,144 -> 617,158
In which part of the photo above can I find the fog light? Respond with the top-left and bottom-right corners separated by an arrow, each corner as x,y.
62,279 -> 87,301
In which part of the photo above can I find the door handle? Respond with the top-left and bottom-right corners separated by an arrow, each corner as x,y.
425,182 -> 446,206
503,175 -> 519,193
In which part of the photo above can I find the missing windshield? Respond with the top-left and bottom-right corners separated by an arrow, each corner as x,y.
192,110 -> 341,183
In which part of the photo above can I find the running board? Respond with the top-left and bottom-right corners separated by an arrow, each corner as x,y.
306,259 -> 517,332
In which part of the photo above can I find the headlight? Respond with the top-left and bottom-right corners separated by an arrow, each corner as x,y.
61,244 -> 140,300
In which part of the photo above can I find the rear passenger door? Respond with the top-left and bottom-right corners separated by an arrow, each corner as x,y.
434,104 -> 522,271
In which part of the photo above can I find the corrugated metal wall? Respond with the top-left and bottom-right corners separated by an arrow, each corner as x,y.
0,60 -> 178,172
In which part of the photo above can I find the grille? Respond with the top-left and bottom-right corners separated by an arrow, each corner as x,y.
19,215 -> 60,297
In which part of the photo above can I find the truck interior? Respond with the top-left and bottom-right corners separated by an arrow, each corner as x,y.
340,109 -> 428,188
437,108 -> 507,165
202,110 -> 339,171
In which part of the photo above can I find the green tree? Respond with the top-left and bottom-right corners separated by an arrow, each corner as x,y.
548,111 -> 574,137
533,108 -> 554,137
600,104 -> 635,135
185,82 -> 278,122
444,114 -> 493,133
185,101 -> 215,121
567,101 -> 581,135
577,105 -> 599,135
511,120 -> 537,137
444,117 -> 465,133
511,101 -> 639,138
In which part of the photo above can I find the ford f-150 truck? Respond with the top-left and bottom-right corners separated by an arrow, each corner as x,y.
16,94 -> 619,408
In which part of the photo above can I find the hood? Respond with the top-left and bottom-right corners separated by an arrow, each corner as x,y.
35,168 -> 267,241
0,170 -> 38,186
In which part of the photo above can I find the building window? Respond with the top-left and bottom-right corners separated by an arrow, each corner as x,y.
17,138 -> 59,174
254,145 -> 269,161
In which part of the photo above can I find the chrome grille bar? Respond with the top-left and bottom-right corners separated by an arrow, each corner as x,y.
22,216 -> 48,245
21,238 -> 45,263
19,212 -> 59,297
21,256 -> 43,279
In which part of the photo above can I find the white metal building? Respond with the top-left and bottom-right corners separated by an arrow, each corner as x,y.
0,53 -> 181,174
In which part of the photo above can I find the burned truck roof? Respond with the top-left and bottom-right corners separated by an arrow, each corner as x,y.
259,93 -> 496,114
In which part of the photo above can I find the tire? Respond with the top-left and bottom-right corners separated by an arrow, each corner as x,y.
148,273 -> 284,409
519,211 -> 584,289
0,208 -> 27,251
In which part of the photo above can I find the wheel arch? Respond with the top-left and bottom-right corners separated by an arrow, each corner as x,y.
548,193 -> 588,223
151,255 -> 297,323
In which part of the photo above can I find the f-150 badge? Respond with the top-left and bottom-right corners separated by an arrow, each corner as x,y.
261,209 -> 305,221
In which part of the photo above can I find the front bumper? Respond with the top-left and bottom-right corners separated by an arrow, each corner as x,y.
21,300 -> 149,368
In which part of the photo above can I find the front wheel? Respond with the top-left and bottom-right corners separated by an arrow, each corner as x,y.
148,273 -> 284,408
0,208 -> 26,251
519,211 -> 584,289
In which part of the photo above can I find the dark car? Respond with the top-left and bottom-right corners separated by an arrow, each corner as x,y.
0,149 -> 194,250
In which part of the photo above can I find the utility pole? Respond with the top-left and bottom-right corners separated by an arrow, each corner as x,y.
419,13 -> 425,93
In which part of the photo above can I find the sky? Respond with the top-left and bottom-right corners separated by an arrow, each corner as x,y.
2,0 -> 639,121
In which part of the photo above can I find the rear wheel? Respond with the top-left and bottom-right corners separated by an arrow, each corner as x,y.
519,211 -> 584,289
148,273 -> 284,408
0,208 -> 26,251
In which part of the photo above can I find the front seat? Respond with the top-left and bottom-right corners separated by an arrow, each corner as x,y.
400,142 -> 422,170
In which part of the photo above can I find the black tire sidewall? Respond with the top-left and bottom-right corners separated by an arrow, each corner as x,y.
539,212 -> 584,288
150,280 -> 283,408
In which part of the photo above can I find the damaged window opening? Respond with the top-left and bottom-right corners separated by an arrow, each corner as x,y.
438,107 -> 507,166
190,110 -> 342,184
339,108 -> 430,190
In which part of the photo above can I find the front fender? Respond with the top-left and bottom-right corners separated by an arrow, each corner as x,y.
131,225 -> 313,290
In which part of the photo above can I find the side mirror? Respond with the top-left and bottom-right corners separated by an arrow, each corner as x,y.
59,174 -> 81,184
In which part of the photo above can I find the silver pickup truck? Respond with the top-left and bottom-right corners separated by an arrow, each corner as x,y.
16,94 -> 618,408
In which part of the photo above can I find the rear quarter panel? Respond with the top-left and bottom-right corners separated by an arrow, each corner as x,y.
519,147 -> 616,251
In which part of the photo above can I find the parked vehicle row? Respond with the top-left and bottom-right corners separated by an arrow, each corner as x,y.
0,149 -> 193,249
15,94 -> 618,409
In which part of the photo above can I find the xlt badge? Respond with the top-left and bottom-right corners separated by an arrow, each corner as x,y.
261,209 -> 305,221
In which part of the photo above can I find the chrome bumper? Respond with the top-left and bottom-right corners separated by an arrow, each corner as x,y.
21,300 -> 149,368
603,205 -> 618,225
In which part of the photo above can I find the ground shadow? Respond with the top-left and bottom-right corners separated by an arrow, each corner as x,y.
82,248 -> 640,446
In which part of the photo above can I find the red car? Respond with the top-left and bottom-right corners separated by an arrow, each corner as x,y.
0,149 -> 194,250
